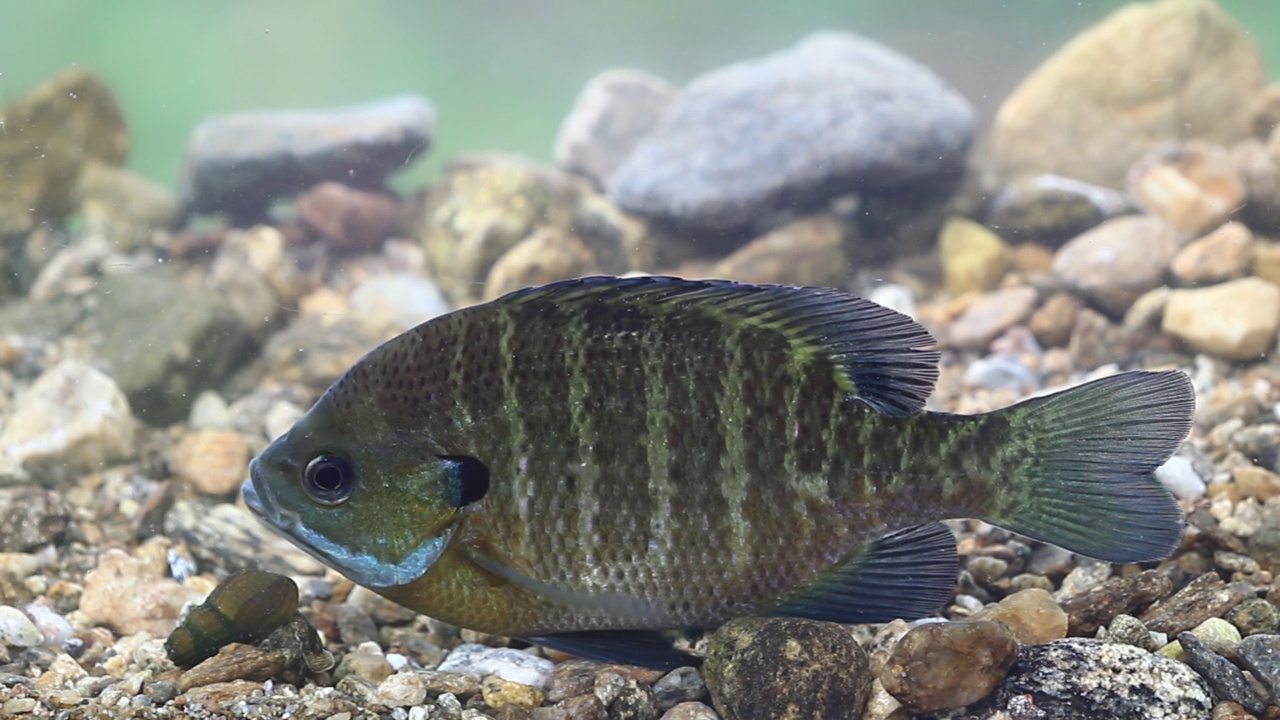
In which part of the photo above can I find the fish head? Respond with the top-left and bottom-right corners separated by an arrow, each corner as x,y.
242,391 -> 475,590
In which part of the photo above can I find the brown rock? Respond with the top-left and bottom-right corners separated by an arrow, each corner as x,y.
168,430 -> 250,496
1059,568 -> 1174,636
1211,700 -> 1258,720
0,67 -> 129,235
1129,142 -> 1246,237
948,286 -> 1038,350
482,675 -> 545,711
1254,240 -> 1280,285
1162,277 -> 1280,360
296,181 -> 402,253
1028,292 -> 1081,348
1010,242 -> 1056,275
179,643 -> 286,691
1052,215 -> 1178,316
879,619 -> 1017,712
704,616 -> 872,720
704,213 -> 846,288
1140,572 -> 1256,635
993,0 -> 1265,189
80,548 -> 202,637
971,588 -> 1069,644
1171,222 -> 1255,285
1235,466 -> 1280,502
939,217 -> 1011,295
482,228 -> 597,301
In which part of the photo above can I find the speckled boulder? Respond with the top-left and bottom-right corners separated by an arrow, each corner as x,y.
704,616 -> 872,720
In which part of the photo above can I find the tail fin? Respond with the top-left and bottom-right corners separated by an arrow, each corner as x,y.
984,370 -> 1194,563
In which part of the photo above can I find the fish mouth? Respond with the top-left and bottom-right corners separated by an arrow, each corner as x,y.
240,458 -> 278,524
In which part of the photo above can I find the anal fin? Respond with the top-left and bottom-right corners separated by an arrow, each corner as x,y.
767,522 -> 958,623
522,630 -> 693,670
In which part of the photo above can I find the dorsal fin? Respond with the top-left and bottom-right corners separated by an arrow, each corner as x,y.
491,275 -> 939,417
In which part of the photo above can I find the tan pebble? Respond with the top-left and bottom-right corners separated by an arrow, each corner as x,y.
80,548 -> 201,637
948,286 -> 1038,350
1171,221 -> 1254,284
374,671 -> 429,707
1254,241 -> 1280,285
1009,242 -> 1055,275
179,643 -> 286,691
1129,142 -> 1245,236
298,287 -> 349,317
169,430 -> 250,496
659,701 -> 721,720
939,217 -> 1011,295
178,679 -> 267,707
1235,466 -> 1280,501
706,213 -> 845,288
1211,700 -> 1258,720
483,674 -> 545,710
1027,292 -> 1080,348
879,619 -> 1017,712
972,588 -> 1068,644
483,227 -> 596,301
295,181 -> 402,253
1052,215 -> 1177,315
1162,277 -> 1280,360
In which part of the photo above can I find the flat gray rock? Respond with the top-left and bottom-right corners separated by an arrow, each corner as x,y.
608,32 -> 974,233
179,94 -> 436,219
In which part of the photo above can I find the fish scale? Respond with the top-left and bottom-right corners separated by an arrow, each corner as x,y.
244,275 -> 1194,668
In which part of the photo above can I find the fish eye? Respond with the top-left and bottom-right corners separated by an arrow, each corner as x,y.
437,455 -> 489,508
303,454 -> 355,505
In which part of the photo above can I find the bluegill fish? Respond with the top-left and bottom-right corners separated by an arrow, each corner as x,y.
243,276 -> 1193,668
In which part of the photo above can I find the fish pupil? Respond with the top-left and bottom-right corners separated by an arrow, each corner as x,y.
303,454 -> 355,505
437,455 -> 489,508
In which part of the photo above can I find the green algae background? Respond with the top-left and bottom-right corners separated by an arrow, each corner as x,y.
1,0 -> 1277,189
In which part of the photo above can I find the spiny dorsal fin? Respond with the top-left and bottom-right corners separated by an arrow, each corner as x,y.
767,522 -> 958,623
493,275 -> 939,417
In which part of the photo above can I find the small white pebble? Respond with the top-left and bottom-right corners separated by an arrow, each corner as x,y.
0,605 -> 45,647
1209,496 -> 1234,522
385,652 -> 410,671
1155,456 -> 1206,500
868,283 -> 917,320
23,603 -> 73,648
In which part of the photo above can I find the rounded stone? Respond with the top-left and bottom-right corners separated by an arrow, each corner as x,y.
703,616 -> 872,720
879,619 -> 1018,712
1162,277 -> 1280,360
1052,215 -> 1178,316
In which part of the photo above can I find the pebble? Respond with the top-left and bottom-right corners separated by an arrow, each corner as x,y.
163,500 -> 325,577
609,678 -> 661,720
180,94 -> 436,219
1104,614 -> 1161,652
78,548 -> 201,637
991,0 -> 1265,188
75,161 -> 180,249
177,643 -> 286,691
1159,617 -> 1242,660
1157,456 -> 1208,501
1027,291 -> 1081,348
950,637 -> 1213,719
0,68 -> 128,236
1216,551 -> 1262,576
0,360 -> 136,485
939,217 -> 1010,295
608,31 -> 974,233
349,272 -> 450,333
334,651 -> 394,685
23,603 -> 72,649
188,391 -> 232,431
867,284 -> 918,320
1058,568 -> 1172,636
335,603 -> 380,647
482,675 -> 545,711
948,286 -> 1038,350
1180,631 -> 1267,715
704,213 -> 847,289
1226,598 -> 1280,636
961,353 -> 1039,394
1235,466 -> 1280,502
0,606 -> 44,648
1170,221 -> 1255,285
971,588 -> 1068,644
1052,215 -> 1177,316
374,671 -> 429,707
554,69 -> 678,187
0,487 -> 71,551
168,430 -> 249,496
985,173 -> 1133,246
1141,572 -> 1256,635
651,667 -> 706,711
659,702 -> 719,720
1211,700 -> 1259,720
1163,277 -> 1280,360
483,228 -> 598,301
703,616 -> 872,720
1236,634 -> 1280,703
880,619 -> 1016,712
1129,141 -> 1246,237
295,181 -> 402,253
437,644 -> 555,689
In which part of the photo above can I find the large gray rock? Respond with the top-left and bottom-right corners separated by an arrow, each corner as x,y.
555,69 -> 678,187
608,32 -> 975,234
179,95 -> 435,219
927,638 -> 1213,720
993,0 -> 1266,189
86,269 -> 254,425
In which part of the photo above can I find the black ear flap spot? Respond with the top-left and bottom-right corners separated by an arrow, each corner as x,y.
437,455 -> 490,508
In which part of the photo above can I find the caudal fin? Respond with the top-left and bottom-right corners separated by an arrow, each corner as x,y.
984,370 -> 1194,563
